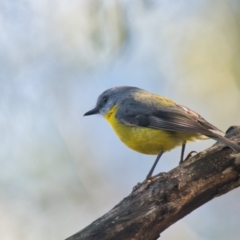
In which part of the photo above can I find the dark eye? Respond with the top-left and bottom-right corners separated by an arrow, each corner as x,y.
102,96 -> 108,104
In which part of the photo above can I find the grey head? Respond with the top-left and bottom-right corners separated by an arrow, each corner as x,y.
83,86 -> 144,117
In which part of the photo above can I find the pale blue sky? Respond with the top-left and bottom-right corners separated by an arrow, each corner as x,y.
1,1 -> 240,239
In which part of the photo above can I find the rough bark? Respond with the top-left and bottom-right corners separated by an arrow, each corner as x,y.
67,126 -> 240,240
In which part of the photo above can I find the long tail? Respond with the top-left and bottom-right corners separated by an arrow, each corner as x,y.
207,132 -> 240,152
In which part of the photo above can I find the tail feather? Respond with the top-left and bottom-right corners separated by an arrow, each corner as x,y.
208,132 -> 240,152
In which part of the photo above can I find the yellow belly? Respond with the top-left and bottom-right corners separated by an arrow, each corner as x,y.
104,105 -> 205,155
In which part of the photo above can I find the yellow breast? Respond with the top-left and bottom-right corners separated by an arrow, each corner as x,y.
103,105 -> 204,155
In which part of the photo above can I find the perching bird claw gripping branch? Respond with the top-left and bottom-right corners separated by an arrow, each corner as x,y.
84,86 -> 240,180
66,126 -> 240,240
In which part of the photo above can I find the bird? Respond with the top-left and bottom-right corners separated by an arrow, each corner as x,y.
84,86 -> 240,180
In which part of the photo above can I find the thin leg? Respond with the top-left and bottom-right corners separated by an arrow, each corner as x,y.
179,142 -> 186,164
145,151 -> 163,180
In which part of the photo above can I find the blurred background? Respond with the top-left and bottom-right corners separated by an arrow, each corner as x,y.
1,0 -> 240,239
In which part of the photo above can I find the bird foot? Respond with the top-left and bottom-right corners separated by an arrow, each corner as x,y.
183,151 -> 198,162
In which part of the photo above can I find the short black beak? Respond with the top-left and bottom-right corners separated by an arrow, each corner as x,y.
83,107 -> 99,116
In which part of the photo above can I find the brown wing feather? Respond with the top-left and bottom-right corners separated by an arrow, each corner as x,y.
117,98 -> 240,151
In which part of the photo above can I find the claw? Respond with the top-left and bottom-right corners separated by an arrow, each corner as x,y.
184,151 -> 198,161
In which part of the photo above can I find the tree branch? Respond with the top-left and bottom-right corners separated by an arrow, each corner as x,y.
66,126 -> 240,240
